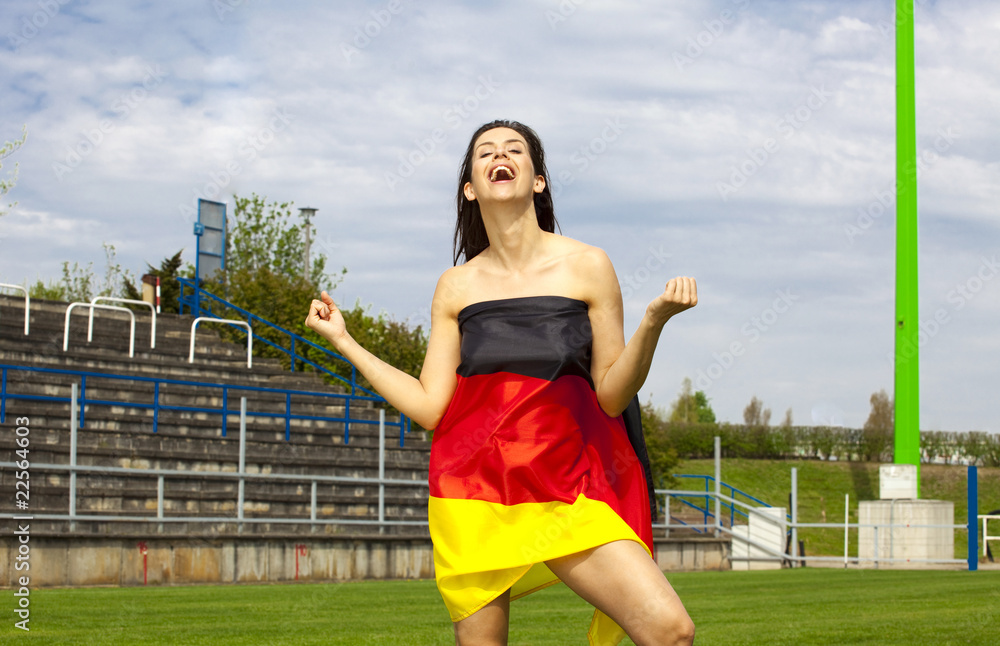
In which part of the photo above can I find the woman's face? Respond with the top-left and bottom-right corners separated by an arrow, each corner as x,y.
463,127 -> 545,205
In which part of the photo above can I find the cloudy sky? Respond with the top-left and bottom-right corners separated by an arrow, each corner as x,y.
2,0 -> 997,433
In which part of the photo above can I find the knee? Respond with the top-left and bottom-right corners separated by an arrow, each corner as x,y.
636,612 -> 694,646
670,615 -> 695,646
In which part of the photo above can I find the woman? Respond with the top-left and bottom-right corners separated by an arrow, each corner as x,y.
306,119 -> 696,646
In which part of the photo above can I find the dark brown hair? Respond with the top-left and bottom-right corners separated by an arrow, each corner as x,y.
453,119 -> 558,265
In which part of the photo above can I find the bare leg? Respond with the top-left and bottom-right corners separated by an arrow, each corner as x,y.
453,588 -> 511,646
546,540 -> 694,646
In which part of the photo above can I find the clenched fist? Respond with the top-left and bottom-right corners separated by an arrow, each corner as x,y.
646,276 -> 697,326
305,291 -> 348,345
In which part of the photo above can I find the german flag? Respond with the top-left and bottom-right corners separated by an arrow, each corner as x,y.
429,296 -> 654,645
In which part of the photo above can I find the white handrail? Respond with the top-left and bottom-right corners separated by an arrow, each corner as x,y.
190,317 -> 253,368
0,283 -> 30,335
981,514 -> 1000,557
64,302 -> 136,357
91,296 -> 156,349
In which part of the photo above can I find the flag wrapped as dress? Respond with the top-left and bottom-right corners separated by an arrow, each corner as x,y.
429,295 -> 655,646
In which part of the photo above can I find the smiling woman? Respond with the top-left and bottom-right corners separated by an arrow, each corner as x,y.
452,120 -> 558,266
307,119 -> 698,646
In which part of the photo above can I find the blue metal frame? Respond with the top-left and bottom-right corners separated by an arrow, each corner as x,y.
667,474 -> 787,534
179,279 -> 365,389
968,465 -> 978,571
1,363 -> 410,447
177,276 -> 410,439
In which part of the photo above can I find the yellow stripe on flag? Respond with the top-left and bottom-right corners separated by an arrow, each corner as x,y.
429,492 -> 647,634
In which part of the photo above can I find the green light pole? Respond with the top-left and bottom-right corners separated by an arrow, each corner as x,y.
895,0 -> 920,492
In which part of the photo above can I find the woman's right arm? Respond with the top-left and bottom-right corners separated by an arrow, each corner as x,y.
305,270 -> 463,429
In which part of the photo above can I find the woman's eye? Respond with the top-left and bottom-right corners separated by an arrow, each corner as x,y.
479,152 -> 492,158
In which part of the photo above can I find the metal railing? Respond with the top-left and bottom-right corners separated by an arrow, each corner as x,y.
177,277 -> 378,399
63,302 -> 137,358
0,362 -> 408,446
656,438 -> 979,570
91,296 -> 156,349
981,514 -> 1000,557
665,474 -> 779,532
657,484 -> 972,569
190,317 -> 252,368
0,283 -> 30,335
0,387 -> 427,534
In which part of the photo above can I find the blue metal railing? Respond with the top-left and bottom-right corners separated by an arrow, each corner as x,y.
177,277 -> 410,437
667,474 -> 782,534
0,363 -> 409,446
179,278 -> 363,392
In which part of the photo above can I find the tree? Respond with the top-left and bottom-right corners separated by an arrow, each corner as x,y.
1,125 -> 27,217
336,301 -> 428,389
743,396 -> 771,427
197,193 -> 344,368
223,193 -> 333,286
122,250 -> 185,314
640,399 -> 680,490
668,378 -> 717,424
776,407 -> 797,458
28,243 -> 134,302
861,389 -> 893,461
195,194 -> 429,396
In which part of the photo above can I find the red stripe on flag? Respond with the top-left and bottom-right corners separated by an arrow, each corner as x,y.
430,372 -> 651,545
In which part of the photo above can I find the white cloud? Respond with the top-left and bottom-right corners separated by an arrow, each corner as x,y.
1,0 -> 997,432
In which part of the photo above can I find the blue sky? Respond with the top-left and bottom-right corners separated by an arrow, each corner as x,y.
2,0 -> 998,432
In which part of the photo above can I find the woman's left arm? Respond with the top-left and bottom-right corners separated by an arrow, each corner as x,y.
586,249 -> 697,417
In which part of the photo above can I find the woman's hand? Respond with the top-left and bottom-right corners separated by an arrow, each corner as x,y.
305,290 -> 348,346
646,276 -> 698,327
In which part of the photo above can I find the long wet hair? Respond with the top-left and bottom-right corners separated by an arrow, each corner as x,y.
453,119 -> 558,265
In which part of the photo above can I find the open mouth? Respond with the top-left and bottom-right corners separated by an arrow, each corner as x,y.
490,165 -> 515,182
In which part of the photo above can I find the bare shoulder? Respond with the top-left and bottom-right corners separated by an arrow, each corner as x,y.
549,235 -> 618,294
431,265 -> 475,318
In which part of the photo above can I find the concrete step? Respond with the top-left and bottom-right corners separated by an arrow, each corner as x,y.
0,293 -> 433,536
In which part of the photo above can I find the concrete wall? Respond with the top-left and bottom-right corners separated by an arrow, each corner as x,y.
654,537 -> 730,572
2,535 -> 727,588
1,536 -> 436,588
731,507 -> 787,571
858,499 -> 955,568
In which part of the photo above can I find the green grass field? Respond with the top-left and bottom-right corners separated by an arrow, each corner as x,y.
6,569 -> 999,645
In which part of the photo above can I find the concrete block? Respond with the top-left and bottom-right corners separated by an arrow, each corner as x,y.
731,507 -> 785,570
859,499 -> 954,568
880,464 -> 918,499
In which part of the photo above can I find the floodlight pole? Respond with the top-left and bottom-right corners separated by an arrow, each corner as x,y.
894,0 -> 920,494
299,207 -> 317,280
